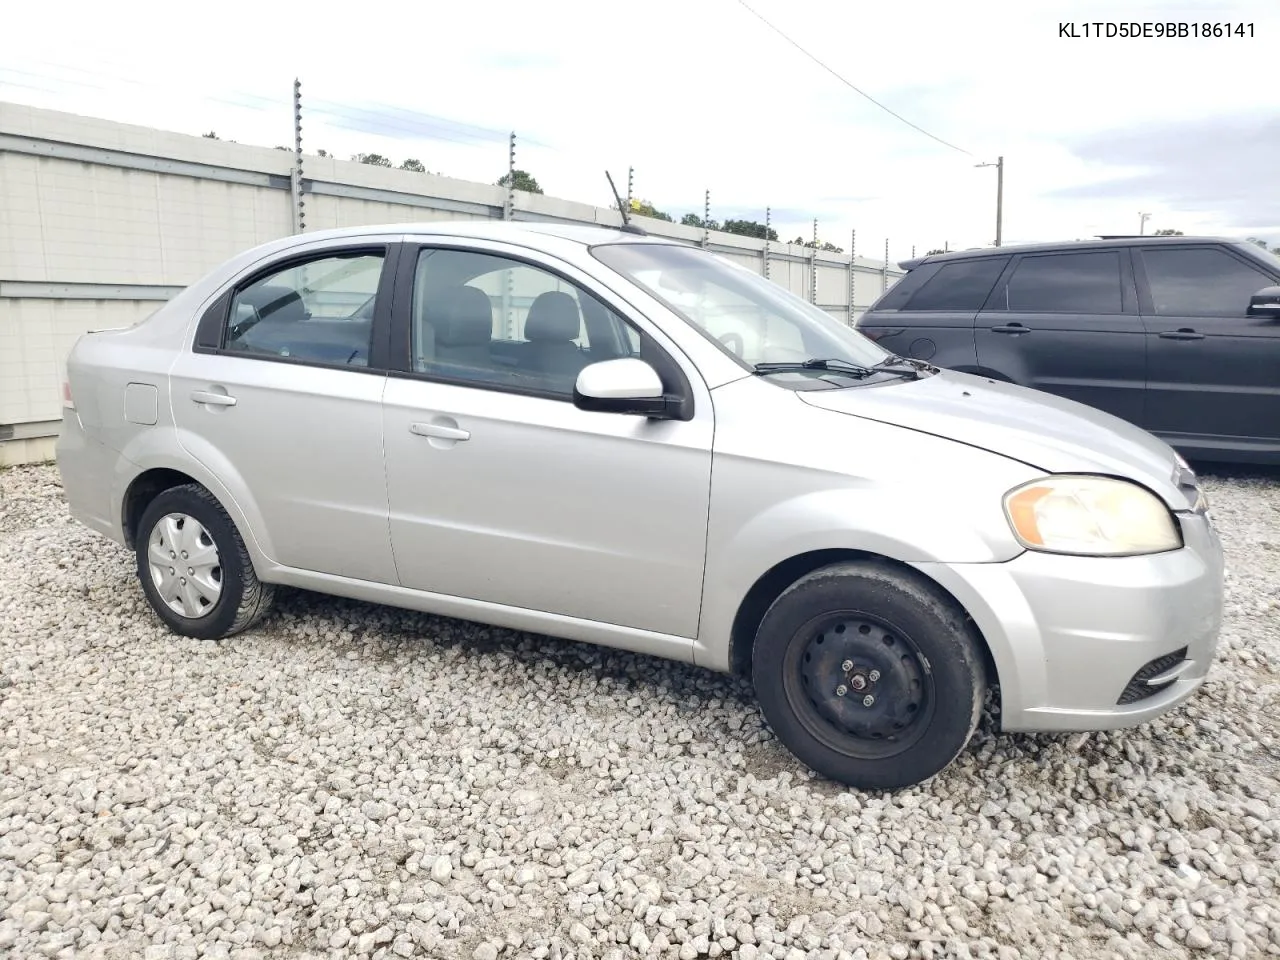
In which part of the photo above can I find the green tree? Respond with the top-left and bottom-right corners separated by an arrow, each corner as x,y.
497,169 -> 543,194
202,131 -> 219,139
926,248 -> 946,256
353,153 -> 392,167
400,158 -> 426,172
682,213 -> 721,231
625,198 -> 672,222
792,236 -> 844,254
316,149 -> 329,158
1153,228 -> 1183,236
720,219 -> 778,241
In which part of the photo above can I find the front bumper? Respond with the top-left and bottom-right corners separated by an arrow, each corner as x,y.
914,510 -> 1224,732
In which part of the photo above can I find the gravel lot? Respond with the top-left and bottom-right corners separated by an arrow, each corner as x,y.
1,462 -> 1278,960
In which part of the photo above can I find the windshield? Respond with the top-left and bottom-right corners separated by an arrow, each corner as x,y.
591,242 -> 893,375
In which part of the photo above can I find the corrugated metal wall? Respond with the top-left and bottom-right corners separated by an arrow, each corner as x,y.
0,101 -> 903,464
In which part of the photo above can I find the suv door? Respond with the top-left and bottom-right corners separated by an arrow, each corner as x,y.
974,248 -> 1146,424
857,256 -> 1008,368
172,242 -> 400,584
1134,243 -> 1280,456
380,241 -> 713,655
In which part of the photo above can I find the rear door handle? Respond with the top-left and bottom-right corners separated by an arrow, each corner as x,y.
410,422 -> 470,441
990,323 -> 1029,335
1158,329 -> 1206,341
190,390 -> 237,407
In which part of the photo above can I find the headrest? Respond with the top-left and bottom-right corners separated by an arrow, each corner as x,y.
525,291 -> 581,342
240,284 -> 307,323
428,286 -> 493,346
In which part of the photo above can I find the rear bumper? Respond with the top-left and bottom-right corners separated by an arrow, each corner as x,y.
914,511 -> 1224,732
55,408 -> 126,545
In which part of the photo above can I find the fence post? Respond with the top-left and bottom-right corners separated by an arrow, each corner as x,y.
847,229 -> 856,327
503,132 -> 516,220
809,218 -> 818,304
290,78 -> 305,233
702,190 -> 710,249
882,239 -> 889,293
626,167 -> 633,211
763,206 -> 771,281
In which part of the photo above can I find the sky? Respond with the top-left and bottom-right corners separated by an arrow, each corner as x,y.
3,0 -> 1278,263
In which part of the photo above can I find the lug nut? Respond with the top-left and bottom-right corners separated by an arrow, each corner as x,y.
835,685 -> 848,697
862,695 -> 875,707
850,675 -> 867,691
841,659 -> 854,672
869,669 -> 881,682
188,568 -> 194,575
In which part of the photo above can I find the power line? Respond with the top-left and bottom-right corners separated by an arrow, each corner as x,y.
734,0 -> 974,157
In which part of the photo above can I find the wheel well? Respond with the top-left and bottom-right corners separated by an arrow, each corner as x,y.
122,468 -> 200,548
727,549 -> 1000,694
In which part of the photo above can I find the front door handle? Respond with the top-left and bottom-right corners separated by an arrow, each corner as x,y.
410,421 -> 471,442
190,390 -> 237,407
990,323 -> 1030,335
1158,329 -> 1206,341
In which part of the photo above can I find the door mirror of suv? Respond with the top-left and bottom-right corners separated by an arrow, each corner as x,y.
1247,285 -> 1280,318
573,358 -> 680,418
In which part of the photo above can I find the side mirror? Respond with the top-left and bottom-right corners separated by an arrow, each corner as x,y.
1248,285 -> 1280,318
573,358 -> 680,419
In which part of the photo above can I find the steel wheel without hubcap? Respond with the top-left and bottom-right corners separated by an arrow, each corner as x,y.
146,512 -> 222,619
787,613 -> 936,760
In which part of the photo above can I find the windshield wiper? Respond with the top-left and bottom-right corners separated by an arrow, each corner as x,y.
870,355 -> 930,379
751,358 -> 877,377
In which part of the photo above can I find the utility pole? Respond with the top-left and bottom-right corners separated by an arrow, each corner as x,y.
975,155 -> 1004,246
1139,212 -> 1151,235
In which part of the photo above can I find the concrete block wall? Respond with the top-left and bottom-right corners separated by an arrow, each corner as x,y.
0,100 -> 904,464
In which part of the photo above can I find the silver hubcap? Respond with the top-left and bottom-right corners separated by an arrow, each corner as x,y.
147,513 -> 222,619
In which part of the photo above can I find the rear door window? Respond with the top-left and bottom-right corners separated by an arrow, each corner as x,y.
992,251 -> 1124,314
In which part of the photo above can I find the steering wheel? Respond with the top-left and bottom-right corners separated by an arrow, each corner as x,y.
717,332 -> 745,357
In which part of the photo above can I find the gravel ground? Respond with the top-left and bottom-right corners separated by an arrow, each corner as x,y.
1,462 -> 1278,960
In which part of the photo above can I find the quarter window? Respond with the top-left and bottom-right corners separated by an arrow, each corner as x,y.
1140,247 -> 1274,317
410,249 -> 642,397
225,251 -> 384,366
993,251 -> 1124,314
904,258 -> 1009,311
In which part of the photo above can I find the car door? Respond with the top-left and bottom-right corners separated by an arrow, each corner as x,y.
170,241 -> 401,584
974,248 -> 1147,425
1134,244 -> 1280,454
380,240 -> 714,648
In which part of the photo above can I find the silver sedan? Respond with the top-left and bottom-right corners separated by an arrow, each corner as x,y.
56,221 -> 1224,790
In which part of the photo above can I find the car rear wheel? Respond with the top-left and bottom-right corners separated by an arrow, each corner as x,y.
135,483 -> 275,640
752,560 -> 985,791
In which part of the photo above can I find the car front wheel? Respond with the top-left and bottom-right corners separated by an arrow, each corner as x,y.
752,560 -> 986,791
135,483 -> 275,640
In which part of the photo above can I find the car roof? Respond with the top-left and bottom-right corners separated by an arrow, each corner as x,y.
897,235 -> 1246,271
269,219 -> 686,250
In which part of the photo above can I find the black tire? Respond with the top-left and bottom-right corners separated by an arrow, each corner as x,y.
752,560 -> 985,791
134,483 -> 275,640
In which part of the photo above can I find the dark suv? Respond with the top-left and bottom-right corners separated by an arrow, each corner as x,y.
857,236 -> 1280,464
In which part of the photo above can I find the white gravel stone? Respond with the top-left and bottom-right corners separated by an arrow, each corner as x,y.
2,462 -> 1279,960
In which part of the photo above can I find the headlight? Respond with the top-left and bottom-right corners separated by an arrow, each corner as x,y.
1003,475 -> 1182,556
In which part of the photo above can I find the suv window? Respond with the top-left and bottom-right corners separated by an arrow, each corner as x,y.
410,248 -> 641,397
1140,247 -> 1275,317
992,251 -> 1123,314
903,258 -> 1009,311
225,251 -> 384,366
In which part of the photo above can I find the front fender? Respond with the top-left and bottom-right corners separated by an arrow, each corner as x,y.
694,462 -> 1036,673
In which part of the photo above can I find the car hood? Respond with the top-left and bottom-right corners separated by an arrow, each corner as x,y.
797,370 -> 1196,510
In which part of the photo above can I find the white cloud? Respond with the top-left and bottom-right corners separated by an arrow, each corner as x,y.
5,0 -> 1278,259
